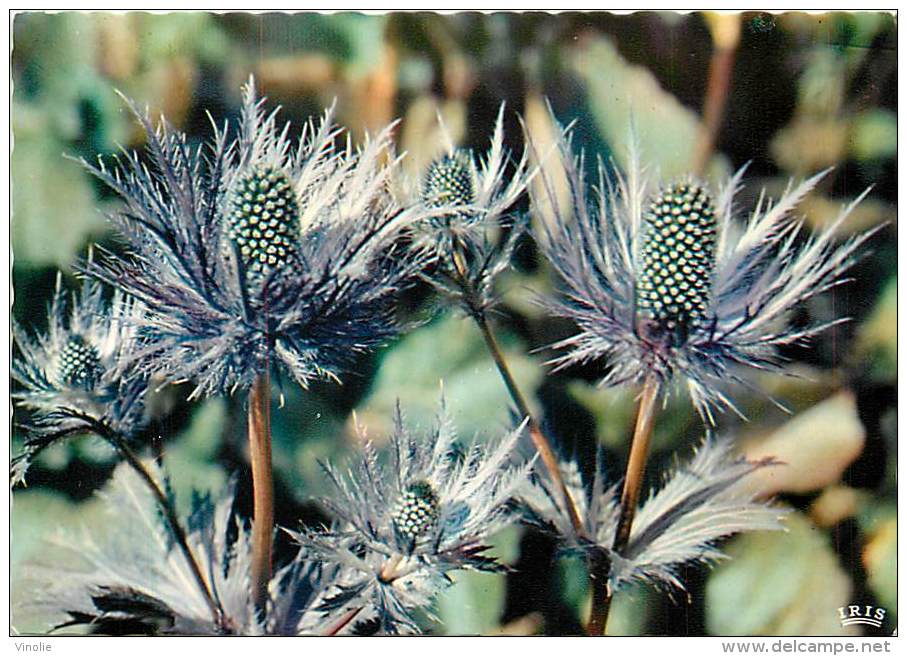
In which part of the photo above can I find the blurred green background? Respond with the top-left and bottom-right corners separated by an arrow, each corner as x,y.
11,11 -> 897,636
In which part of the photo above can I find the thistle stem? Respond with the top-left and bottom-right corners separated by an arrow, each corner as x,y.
612,377 -> 659,553
448,244 -> 584,535
474,312 -> 584,534
323,606 -> 363,636
691,13 -> 740,177
105,431 -> 226,629
379,553 -> 404,583
248,370 -> 274,612
586,376 -> 659,635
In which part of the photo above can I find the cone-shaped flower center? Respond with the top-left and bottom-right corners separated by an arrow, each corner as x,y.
422,151 -> 476,226
636,182 -> 716,344
57,335 -> 103,390
226,166 -> 300,281
392,480 -> 440,541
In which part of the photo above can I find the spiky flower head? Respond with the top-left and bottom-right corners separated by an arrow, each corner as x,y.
56,334 -> 105,390
224,165 -> 301,291
406,105 -> 530,244
421,150 -> 478,228
518,439 -> 786,592
15,461 -> 346,636
636,181 -> 717,344
392,480 -> 441,542
533,119 -> 877,421
78,77 -> 430,398
399,105 -> 535,318
290,401 -> 532,634
11,273 -> 147,485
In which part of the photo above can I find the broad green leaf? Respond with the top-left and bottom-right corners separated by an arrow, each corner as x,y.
568,379 -> 695,453
555,554 -> 589,618
607,586 -> 657,636
858,503 -> 897,623
436,569 -> 506,635
11,489 -> 105,634
11,112 -> 108,267
568,35 -> 729,181
162,399 -> 229,512
554,556 -> 655,635
706,512 -> 855,636
854,276 -> 897,382
435,526 -> 521,635
270,385 -> 347,503
741,392 -> 865,497
133,13 -> 228,65
358,314 -> 543,437
851,109 -> 897,161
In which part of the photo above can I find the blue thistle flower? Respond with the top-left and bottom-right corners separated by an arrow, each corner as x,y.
532,120 -> 878,421
78,78 -> 430,398
408,105 -> 531,244
421,149 -> 479,228
11,272 -> 147,485
399,105 -> 534,317
289,401 -> 532,634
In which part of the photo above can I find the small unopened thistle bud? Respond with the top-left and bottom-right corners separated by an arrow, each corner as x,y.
392,480 -> 440,541
636,181 -> 717,344
422,151 -> 477,227
226,166 -> 300,282
56,335 -> 104,390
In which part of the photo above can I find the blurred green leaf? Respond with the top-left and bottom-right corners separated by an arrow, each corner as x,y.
555,554 -> 589,618
858,502 -> 897,622
271,387 -> 347,503
549,553 -> 656,636
12,13 -> 129,268
568,35 -> 729,181
568,379 -> 696,453
607,586 -> 657,636
327,14 -> 387,77
359,314 -> 543,437
163,399 -> 229,511
435,526 -> 521,635
12,490 -> 85,569
850,109 -> 897,161
741,391 -> 865,497
854,276 -> 897,382
11,489 -> 104,634
172,397 -> 227,461
706,512 -> 856,635
436,569 -> 506,635
12,107 -> 109,267
135,13 -> 229,65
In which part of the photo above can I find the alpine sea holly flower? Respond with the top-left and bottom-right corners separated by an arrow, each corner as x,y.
412,104 -> 531,247
78,77 -> 429,398
16,461 -> 343,636
518,439 -> 785,592
532,120 -> 876,421
290,402 -> 532,634
11,273 -> 147,485
401,105 -> 534,317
